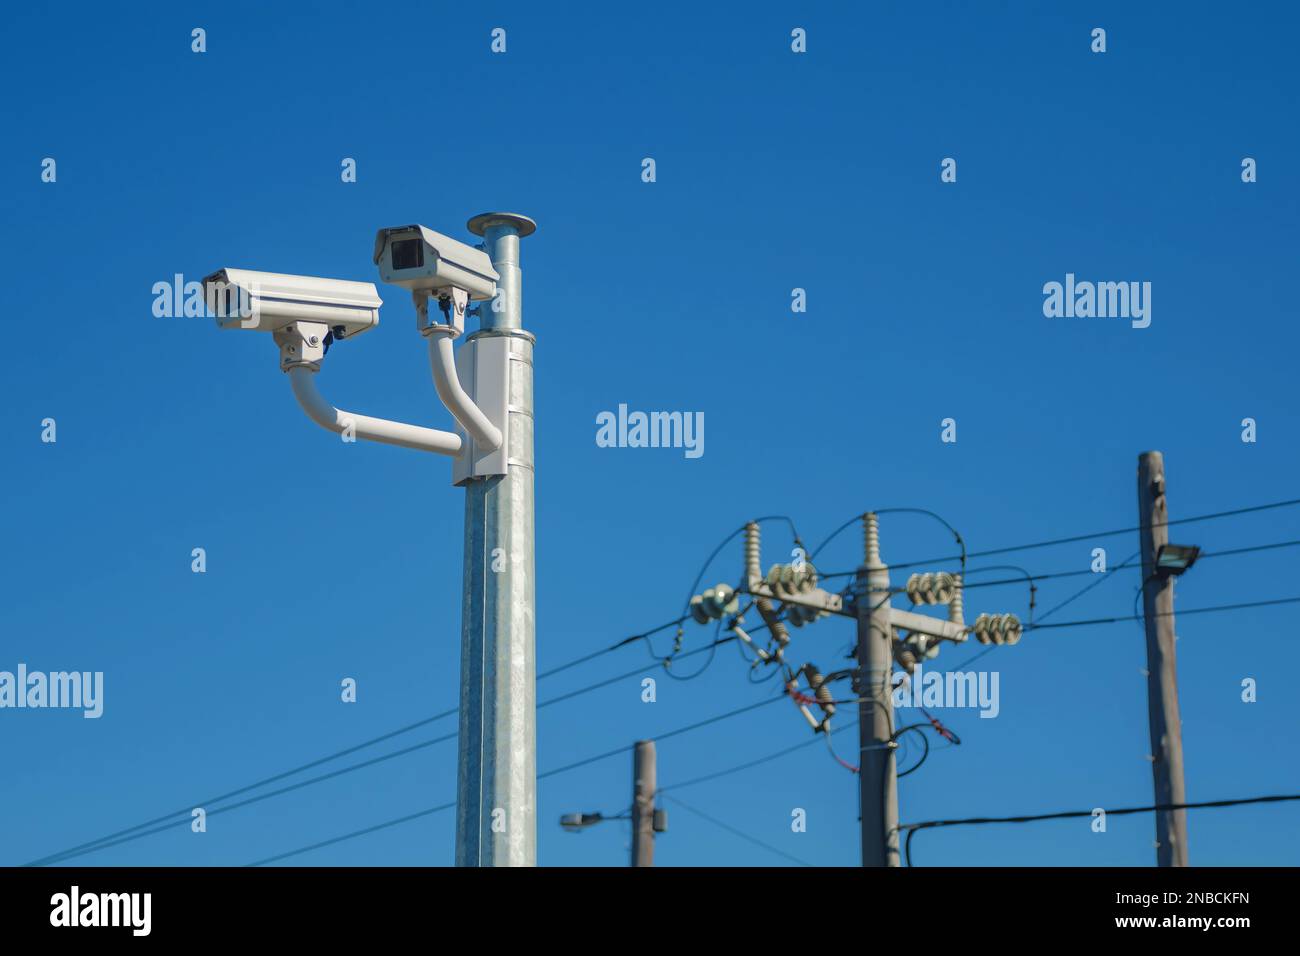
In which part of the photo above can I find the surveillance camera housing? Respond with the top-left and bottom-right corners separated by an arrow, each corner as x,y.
203,269 -> 382,339
372,225 -> 499,301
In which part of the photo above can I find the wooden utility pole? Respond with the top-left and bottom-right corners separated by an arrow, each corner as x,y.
1137,451 -> 1190,866
856,513 -> 900,867
631,740 -> 656,867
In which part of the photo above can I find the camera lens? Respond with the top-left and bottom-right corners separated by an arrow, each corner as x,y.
391,237 -> 424,271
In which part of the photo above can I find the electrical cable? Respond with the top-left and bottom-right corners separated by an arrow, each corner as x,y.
1204,537 -> 1300,559
657,721 -> 857,794
537,614 -> 688,679
32,730 -> 458,865
679,516 -> 803,624
1026,594 -> 1300,631
20,709 -> 460,868
887,496 -> 1300,572
665,515 -> 802,676
536,694 -> 791,781
902,793 -> 1300,866
243,694 -> 798,866
245,801 -> 458,868
810,508 -> 966,572
26,630 -> 759,866
943,549 -> 1138,672
956,564 -> 1039,622
35,509 -> 1300,867
816,533 -> 1300,586
214,528 -> 1294,869
896,727 -> 930,778
660,794 -> 815,867
1132,570 -> 1156,633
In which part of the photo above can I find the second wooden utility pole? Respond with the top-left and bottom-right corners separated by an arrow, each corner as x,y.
631,740 -> 657,867
1137,451 -> 1190,866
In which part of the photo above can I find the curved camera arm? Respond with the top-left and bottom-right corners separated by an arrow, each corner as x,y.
426,326 -> 503,453
287,365 -> 463,456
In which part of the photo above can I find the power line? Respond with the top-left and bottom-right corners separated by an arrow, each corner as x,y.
246,802 -> 458,868
20,709 -> 460,867
1205,537 -> 1300,559
901,793 -> 1300,866
26,633 -> 748,867
29,732 -> 457,866
654,694 -> 786,742
535,650 -> 720,711
818,532 -> 1300,586
244,694 -> 795,866
907,549 -> 1143,674
885,496 -> 1300,571
26,593 -> 784,867
658,722 -> 857,794
127,518 -> 1295,867
952,558 -> 1138,592
536,614 -> 688,679
894,537 -> 1299,671
538,693 -> 791,780
1032,549 -> 1142,621
939,536 -> 1300,594
901,539 -> 1300,670
221,512 -> 1099,866
33,504 -> 1300,867
811,507 -> 965,566
661,793 -> 815,867
886,552 -> 1297,833
1025,594 -> 1300,631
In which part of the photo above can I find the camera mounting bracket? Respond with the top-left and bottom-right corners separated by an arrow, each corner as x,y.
273,320 -> 332,371
413,288 -> 468,339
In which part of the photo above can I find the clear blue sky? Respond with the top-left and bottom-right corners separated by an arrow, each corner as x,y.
2,0 -> 1297,867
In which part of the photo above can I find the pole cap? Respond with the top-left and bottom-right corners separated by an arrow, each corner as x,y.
467,212 -> 537,238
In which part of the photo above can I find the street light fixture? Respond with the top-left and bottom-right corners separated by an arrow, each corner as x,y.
1155,543 -> 1201,576
559,809 -> 665,832
560,812 -> 607,831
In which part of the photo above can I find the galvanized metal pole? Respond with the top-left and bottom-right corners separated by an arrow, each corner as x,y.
1137,451 -> 1190,866
455,213 -> 538,867
631,740 -> 656,867
856,513 -> 900,866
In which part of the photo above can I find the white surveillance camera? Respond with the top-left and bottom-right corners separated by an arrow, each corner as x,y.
202,268 -> 382,340
372,225 -> 499,301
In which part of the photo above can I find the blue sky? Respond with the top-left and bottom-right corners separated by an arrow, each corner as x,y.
2,0 -> 1297,867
